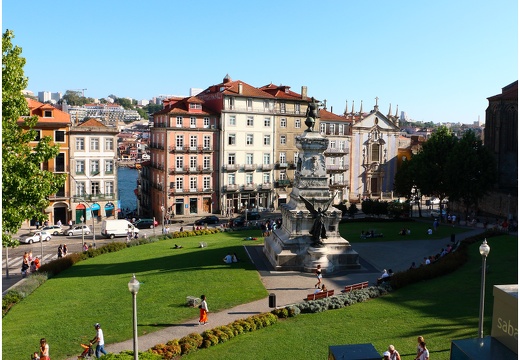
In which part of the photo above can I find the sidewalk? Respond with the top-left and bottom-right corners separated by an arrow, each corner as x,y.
94,227 -> 486,358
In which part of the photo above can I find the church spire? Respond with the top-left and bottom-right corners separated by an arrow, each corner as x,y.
351,100 -> 355,115
359,100 -> 363,114
395,104 -> 399,118
388,103 -> 392,117
374,96 -> 379,112
344,99 -> 349,116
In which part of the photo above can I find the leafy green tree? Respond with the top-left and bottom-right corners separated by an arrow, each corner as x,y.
393,158 -> 415,198
348,203 -> 359,218
446,130 -> 496,215
115,97 -> 133,110
2,29 -> 65,247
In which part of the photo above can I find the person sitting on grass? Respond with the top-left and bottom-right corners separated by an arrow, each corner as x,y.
223,253 -> 232,264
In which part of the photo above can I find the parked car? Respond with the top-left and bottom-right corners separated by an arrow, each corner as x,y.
194,216 -> 220,226
19,231 -> 52,244
245,211 -> 261,220
134,219 -> 158,229
66,225 -> 91,236
232,216 -> 246,227
41,225 -> 63,236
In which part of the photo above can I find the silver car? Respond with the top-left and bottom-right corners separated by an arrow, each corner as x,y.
41,225 -> 63,236
66,225 -> 92,236
19,231 -> 52,244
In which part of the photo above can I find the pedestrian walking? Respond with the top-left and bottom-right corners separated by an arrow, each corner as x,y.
91,323 -> 107,358
57,244 -> 63,258
68,219 -> 73,229
39,338 -> 50,360
62,244 -> 68,256
199,295 -> 208,325
388,345 -> 401,360
314,264 -> 322,288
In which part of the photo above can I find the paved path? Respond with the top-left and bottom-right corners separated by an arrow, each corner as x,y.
92,228 -> 486,358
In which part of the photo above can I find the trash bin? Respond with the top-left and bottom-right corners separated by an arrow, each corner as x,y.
451,234 -> 456,243
268,293 -> 276,308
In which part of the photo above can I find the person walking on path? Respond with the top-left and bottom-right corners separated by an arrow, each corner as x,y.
314,264 -> 322,288
91,323 -> 107,358
415,341 -> 429,360
39,338 -> 50,360
57,244 -> 63,258
199,295 -> 208,325
415,336 -> 425,359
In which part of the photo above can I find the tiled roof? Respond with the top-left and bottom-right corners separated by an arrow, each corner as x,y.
153,96 -> 215,116
78,118 -> 107,127
319,109 -> 352,123
259,83 -> 310,101
23,98 -> 71,124
201,77 -> 275,99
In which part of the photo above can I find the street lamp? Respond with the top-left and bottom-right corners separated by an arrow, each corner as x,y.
161,205 -> 165,233
80,215 -> 85,248
478,239 -> 491,339
245,201 -> 248,224
128,274 -> 140,360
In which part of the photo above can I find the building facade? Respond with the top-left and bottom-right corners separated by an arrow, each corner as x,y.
69,118 -> 119,225
149,96 -> 219,222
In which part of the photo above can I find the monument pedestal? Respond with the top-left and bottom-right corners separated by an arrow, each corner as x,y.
263,129 -> 360,273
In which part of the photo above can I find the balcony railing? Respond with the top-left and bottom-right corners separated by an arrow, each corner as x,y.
261,164 -> 274,171
243,163 -> 257,171
243,183 -> 255,191
324,148 -> 349,155
224,184 -> 238,191
326,165 -> 349,172
275,179 -> 292,188
223,164 -> 238,171
329,181 -> 349,188
276,162 -> 288,169
260,183 -> 273,190
72,193 -> 116,202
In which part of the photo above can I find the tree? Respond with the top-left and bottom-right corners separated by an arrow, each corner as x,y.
2,29 -> 65,247
446,130 -> 496,215
393,158 -> 415,197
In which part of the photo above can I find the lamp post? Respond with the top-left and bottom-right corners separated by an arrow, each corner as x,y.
40,231 -> 43,263
161,205 -> 165,233
80,216 -> 85,248
478,239 -> 490,339
245,201 -> 248,224
128,274 -> 140,360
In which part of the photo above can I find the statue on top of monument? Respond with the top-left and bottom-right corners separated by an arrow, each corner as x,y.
299,194 -> 335,246
305,97 -> 319,132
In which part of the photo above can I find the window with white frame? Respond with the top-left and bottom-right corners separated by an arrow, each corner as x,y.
329,157 -> 336,165
176,135 -> 184,149
263,173 -> 270,183
176,177 -> 183,190
247,116 -> 254,126
190,117 -> 196,127
228,153 -> 235,165
246,153 -> 254,165
105,160 -> 114,174
339,157 -> 345,167
329,123 -> 335,134
105,138 -> 114,151
190,177 -> 197,191
76,137 -> 85,150
203,135 -> 211,149
246,173 -> 253,185
280,152 -> 286,164
263,153 -> 270,164
330,140 -> 336,149
90,138 -> 99,151
228,134 -> 236,145
105,181 -> 114,195
320,123 -> 326,134
295,119 -> 301,128
263,99 -> 270,110
371,144 -> 380,162
264,117 -> 271,127
190,156 -> 197,170
228,97 -> 235,109
280,135 -> 286,145
295,103 -> 301,114
190,135 -> 197,149
76,182 -> 86,196
247,98 -> 253,110
176,156 -> 183,170
339,124 -> 344,135
91,160 -> 100,175
203,117 -> 210,128
294,152 -> 299,164
280,102 -> 286,113
246,134 -> 254,145
203,176 -> 211,190
229,115 -> 236,126
33,130 -> 41,142
55,130 -> 65,142
280,118 -> 287,127
203,156 -> 211,169
339,141 -> 345,151
176,116 -> 183,127
76,160 -> 85,174
279,171 -> 287,180
228,173 -> 235,185
263,135 -> 271,145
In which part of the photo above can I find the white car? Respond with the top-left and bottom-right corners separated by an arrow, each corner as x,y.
66,225 -> 92,236
19,231 -> 52,244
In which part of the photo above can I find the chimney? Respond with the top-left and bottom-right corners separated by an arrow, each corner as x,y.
301,86 -> 307,99
238,82 -> 243,95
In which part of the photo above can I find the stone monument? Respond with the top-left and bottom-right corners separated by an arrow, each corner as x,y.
263,98 -> 360,273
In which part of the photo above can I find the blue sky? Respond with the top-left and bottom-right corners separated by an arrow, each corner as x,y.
3,0 -> 518,124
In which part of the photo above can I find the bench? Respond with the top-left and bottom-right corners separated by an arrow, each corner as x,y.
306,289 -> 335,301
342,281 -> 369,293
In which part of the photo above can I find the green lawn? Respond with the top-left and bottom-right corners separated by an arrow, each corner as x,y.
2,230 -> 267,360
3,226 -> 515,360
182,234 -> 517,360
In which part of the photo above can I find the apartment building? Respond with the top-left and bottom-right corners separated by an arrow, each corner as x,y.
198,75 -> 278,214
317,108 -> 352,203
22,99 -> 72,224
69,118 -> 119,224
149,96 -> 219,221
258,84 -> 310,207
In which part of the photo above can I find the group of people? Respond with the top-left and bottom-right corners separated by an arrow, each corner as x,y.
32,323 -> 108,359
223,252 -> 239,264
398,228 -> 411,236
260,218 -> 282,237
377,268 -> 394,284
381,337 -> 429,360
420,242 -> 455,266
57,244 -> 68,258
22,251 -> 41,277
